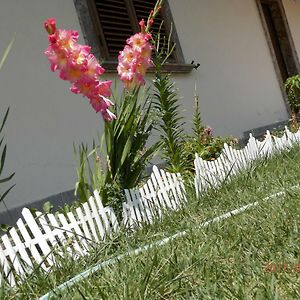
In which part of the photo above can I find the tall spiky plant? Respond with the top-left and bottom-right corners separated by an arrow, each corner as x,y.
153,73 -> 185,173
192,92 -> 204,140
152,24 -> 185,173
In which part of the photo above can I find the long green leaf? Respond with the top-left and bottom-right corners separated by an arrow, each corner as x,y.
0,108 -> 9,135
120,137 -> 133,167
0,172 -> 15,184
0,184 -> 15,203
0,145 -> 7,175
0,36 -> 15,70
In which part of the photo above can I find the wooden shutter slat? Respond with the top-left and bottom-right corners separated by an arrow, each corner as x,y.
94,0 -> 133,59
88,0 -> 182,64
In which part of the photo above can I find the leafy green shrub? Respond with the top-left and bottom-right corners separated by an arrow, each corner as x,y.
284,75 -> 300,130
182,95 -> 238,174
182,133 -> 237,172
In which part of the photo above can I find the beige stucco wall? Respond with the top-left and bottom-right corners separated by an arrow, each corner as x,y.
283,0 -> 300,66
1,0 -> 298,213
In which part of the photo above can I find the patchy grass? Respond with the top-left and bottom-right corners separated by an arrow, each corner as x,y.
2,146 -> 300,299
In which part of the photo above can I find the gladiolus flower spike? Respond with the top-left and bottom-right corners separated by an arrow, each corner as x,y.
44,18 -> 115,121
117,0 -> 162,88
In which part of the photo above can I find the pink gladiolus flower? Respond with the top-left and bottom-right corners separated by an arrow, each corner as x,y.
97,81 -> 113,97
70,79 -> 97,97
126,33 -> 152,53
117,16 -> 154,89
90,95 -> 113,113
59,61 -> 84,82
117,2 -> 163,88
44,46 -> 68,71
83,54 -> 105,79
102,109 -> 117,122
44,18 -> 115,121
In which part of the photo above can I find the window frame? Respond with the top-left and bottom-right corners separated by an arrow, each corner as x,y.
73,0 -> 194,73
256,0 -> 300,112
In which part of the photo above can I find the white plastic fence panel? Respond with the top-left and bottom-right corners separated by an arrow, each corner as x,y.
66,211 -> 90,253
0,192 -> 119,286
16,218 -> 48,272
1,234 -> 24,278
194,127 -> 300,195
123,165 -> 187,228
0,242 -> 15,286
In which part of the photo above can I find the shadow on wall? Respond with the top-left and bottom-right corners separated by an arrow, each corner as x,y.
0,190 -> 75,231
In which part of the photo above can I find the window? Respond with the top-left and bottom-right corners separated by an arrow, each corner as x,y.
258,0 -> 299,81
73,0 -> 193,72
256,0 -> 300,110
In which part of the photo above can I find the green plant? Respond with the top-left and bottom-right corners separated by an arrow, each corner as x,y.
0,108 -> 15,203
74,87 -> 160,210
284,74 -> 300,130
105,87 -> 160,189
192,93 -> 205,139
152,29 -> 185,173
70,2 -> 163,211
0,38 -> 15,204
182,94 -> 237,173
153,73 -> 185,173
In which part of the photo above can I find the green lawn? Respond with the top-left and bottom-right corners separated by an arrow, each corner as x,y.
2,146 -> 300,299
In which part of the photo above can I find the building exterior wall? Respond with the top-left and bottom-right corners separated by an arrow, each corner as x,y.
283,0 -> 300,63
0,0 -> 299,214
169,0 -> 290,138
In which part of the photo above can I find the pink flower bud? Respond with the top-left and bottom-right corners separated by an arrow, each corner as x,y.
139,19 -> 146,33
44,18 -> 56,35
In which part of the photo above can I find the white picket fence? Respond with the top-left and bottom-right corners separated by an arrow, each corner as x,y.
0,166 -> 186,286
194,127 -> 298,196
122,166 -> 187,228
0,190 -> 120,286
1,126 -> 300,287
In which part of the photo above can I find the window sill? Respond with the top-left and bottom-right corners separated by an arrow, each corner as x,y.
102,61 -> 195,73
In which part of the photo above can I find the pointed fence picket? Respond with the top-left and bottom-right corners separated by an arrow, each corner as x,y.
122,166 -> 187,228
194,127 -> 296,196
